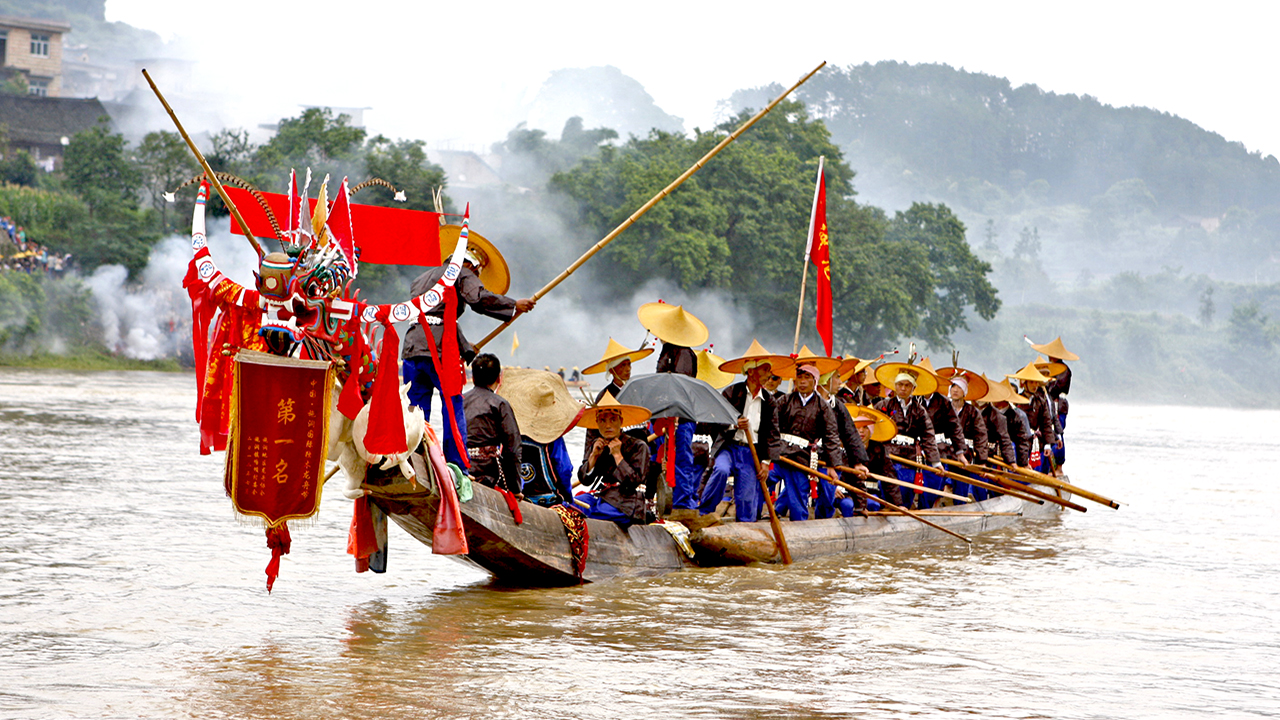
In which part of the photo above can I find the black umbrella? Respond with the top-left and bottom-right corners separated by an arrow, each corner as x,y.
616,373 -> 738,425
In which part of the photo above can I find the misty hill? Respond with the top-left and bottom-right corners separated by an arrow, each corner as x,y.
729,61 -> 1280,216
521,66 -> 684,141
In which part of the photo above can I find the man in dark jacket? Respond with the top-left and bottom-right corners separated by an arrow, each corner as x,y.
577,394 -> 652,525
462,354 -> 523,496
402,251 -> 535,467
697,350 -> 783,522
769,362 -> 845,521
874,365 -> 941,510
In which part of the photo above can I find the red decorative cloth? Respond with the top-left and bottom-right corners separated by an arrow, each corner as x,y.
552,504 -> 589,581
494,487 -> 523,524
265,523 -> 291,593
425,426 -> 468,555
363,307 -> 408,456
806,162 -> 833,356
347,495 -> 379,565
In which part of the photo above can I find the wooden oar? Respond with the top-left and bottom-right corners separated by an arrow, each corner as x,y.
745,426 -> 792,565
471,61 -> 828,353
777,457 -> 971,544
937,458 -> 1089,513
864,510 -> 1022,517
891,453 -> 1086,512
821,462 -> 969,503
987,457 -> 1122,509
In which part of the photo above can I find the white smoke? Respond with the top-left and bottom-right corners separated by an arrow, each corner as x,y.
85,216 -> 261,360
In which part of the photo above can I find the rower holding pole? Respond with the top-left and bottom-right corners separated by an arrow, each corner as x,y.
777,457 -> 972,544
471,61 -> 828,352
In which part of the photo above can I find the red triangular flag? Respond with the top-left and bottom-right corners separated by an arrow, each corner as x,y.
805,158 -> 833,356
326,177 -> 357,272
362,309 -> 408,456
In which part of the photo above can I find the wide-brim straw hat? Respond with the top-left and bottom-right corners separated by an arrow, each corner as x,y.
1033,355 -> 1069,378
874,362 -> 938,396
1029,336 -> 1079,362
637,301 -> 709,347
935,366 -> 990,402
582,338 -> 654,375
1008,362 -> 1051,385
838,355 -> 876,381
497,367 -> 586,443
439,224 -> 510,295
975,374 -> 1007,403
846,404 -> 898,443
578,392 -> 652,429
718,338 -> 796,376
778,344 -> 843,380
997,378 -> 1030,405
696,349 -> 736,389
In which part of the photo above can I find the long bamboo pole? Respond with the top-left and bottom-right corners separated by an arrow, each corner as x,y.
744,426 -> 791,565
792,155 -> 824,353
986,457 -> 1121,509
472,61 -> 828,353
141,69 -> 264,261
821,462 -> 969,503
777,457 -> 971,544
889,453 -> 1086,512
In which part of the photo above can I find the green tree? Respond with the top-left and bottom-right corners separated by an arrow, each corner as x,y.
491,117 -> 618,189
135,130 -> 197,231
253,108 -> 366,189
361,136 -> 446,212
0,149 -> 38,187
62,120 -> 141,215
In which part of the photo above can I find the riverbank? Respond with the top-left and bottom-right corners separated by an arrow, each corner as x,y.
0,349 -> 182,372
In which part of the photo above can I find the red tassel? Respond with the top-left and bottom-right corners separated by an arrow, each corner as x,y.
265,523 -> 291,593
364,309 -> 408,456
914,470 -> 924,495
347,495 -> 379,566
495,487 -> 523,524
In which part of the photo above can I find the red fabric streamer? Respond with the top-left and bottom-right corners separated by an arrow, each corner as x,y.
495,487 -> 523,524
422,285 -> 469,468
337,363 -> 366,420
363,308 -> 408,456
425,428 -> 468,555
347,495 -> 379,566
651,418 -> 678,488
807,165 -> 833,356
265,523 -> 291,593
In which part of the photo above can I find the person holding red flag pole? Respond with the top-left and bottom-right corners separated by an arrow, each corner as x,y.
791,156 -> 833,356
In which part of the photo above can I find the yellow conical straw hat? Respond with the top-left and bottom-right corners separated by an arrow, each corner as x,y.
975,374 -> 1008,403
998,378 -> 1030,405
778,344 -> 843,379
1033,355 -> 1069,378
846,404 -> 898,443
1029,336 -> 1079,362
582,338 -> 654,375
874,362 -> 938,396
837,355 -> 876,380
916,356 -> 950,382
936,366 -> 989,402
637,301 -> 708,347
578,392 -> 652,429
696,349 -> 735,389
1008,362 -> 1051,384
717,338 -> 795,376
438,225 -> 510,295
498,367 -> 586,443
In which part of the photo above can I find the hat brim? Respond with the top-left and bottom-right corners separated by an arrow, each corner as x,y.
718,355 -> 796,375
935,367 -> 990,402
637,302 -> 709,347
439,225 -> 510,295
1035,361 -> 1068,378
874,362 -> 938,396
579,403 -> 652,429
1029,338 -> 1080,362
846,404 -> 898,443
777,356 -> 843,379
498,368 -> 586,443
582,347 -> 653,375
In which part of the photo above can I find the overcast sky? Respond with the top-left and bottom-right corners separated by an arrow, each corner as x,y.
106,0 -> 1280,158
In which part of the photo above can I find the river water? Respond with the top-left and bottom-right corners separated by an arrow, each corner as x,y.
0,368 -> 1277,719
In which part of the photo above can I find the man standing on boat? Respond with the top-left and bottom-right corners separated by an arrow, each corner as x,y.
937,367 -> 989,501
402,238 -> 536,467
463,353 -> 524,497
976,375 -> 1017,470
914,359 -> 967,509
1008,363 -> 1058,475
577,394 -> 652,525
873,363 -> 941,509
1031,337 -> 1078,476
697,341 -> 791,522
637,302 -> 708,520
770,361 -> 845,521
582,338 -> 653,406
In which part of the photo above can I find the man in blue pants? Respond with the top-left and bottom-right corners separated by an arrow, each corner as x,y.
401,245 -> 535,467
697,340 -> 791,521
769,362 -> 845,521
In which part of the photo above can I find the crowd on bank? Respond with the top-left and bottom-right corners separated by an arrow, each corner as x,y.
0,216 -> 71,275
397,245 -> 1076,528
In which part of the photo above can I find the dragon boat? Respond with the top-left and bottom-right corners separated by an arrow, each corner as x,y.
363,448 -> 1069,585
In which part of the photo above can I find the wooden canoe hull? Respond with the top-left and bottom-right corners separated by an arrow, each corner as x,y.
373,470 -> 1067,585
691,489 -> 1066,565
372,481 -> 695,586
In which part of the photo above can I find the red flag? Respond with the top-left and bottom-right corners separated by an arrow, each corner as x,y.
326,177 -> 357,271
224,186 -> 441,266
805,158 -> 833,356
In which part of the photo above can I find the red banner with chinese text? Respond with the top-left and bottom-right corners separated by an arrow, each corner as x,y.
807,164 -> 833,356
226,350 -> 335,527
